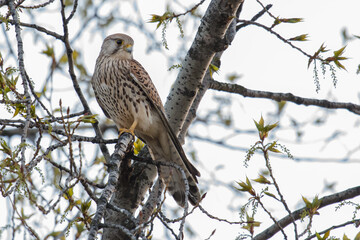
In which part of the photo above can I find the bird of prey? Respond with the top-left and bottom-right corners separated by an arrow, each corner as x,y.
91,33 -> 201,207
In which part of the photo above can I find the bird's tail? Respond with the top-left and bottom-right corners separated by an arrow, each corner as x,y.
149,137 -> 201,207
161,163 -> 200,207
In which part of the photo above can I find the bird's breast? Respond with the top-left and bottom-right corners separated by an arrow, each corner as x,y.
93,58 -> 155,133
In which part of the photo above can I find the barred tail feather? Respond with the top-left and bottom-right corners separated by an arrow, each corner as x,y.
147,134 -> 201,207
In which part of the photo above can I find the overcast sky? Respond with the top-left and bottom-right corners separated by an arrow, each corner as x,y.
1,0 -> 360,239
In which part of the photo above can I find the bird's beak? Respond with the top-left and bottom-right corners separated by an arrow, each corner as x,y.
125,44 -> 133,53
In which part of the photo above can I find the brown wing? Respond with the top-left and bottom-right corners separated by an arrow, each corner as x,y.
129,59 -> 163,108
129,60 -> 200,179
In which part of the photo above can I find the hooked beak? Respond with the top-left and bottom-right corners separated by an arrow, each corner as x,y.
125,44 -> 133,53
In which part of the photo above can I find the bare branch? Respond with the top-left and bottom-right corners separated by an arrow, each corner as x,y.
8,0 -> 32,173
236,4 -> 273,31
88,133 -> 134,240
59,0 -> 110,161
19,0 -> 55,9
171,0 -> 206,19
209,79 -> 360,115
98,223 -> 137,240
0,19 -> 63,40
137,179 -> 164,225
304,218 -> 360,240
236,19 -> 313,59
198,205 -> 244,225
253,185 -> 360,240
65,0 -> 78,24
261,143 -> 297,238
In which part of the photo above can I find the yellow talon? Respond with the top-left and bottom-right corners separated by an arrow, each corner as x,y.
118,119 -> 138,137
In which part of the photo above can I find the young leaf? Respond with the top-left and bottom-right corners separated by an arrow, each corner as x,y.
253,174 -> 271,184
280,18 -> 303,23
302,196 -> 312,208
333,46 -> 346,57
259,115 -> 264,127
289,34 -> 308,41
209,64 -> 219,77
134,138 -> 145,155
354,231 -> 360,240
264,191 -> 277,199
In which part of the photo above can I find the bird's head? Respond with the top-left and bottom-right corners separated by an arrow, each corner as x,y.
100,33 -> 134,59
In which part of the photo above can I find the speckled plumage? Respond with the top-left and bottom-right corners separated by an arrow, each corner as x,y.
91,33 -> 201,207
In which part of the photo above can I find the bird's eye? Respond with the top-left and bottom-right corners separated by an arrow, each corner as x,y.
116,39 -> 123,45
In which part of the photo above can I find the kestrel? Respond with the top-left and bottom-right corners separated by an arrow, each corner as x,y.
91,33 -> 201,207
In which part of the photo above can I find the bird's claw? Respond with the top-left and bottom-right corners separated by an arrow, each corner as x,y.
118,128 -> 135,138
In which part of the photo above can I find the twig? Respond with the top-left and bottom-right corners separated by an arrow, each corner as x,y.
0,19 -> 63,40
98,223 -> 136,240
66,0 -> 78,24
257,198 -> 287,239
19,0 -> 55,9
198,205 -> 244,225
172,0 -> 206,18
0,118 -> 119,144
157,214 -> 180,240
261,143 -> 297,239
304,218 -> 360,240
236,19 -> 313,59
236,4 -> 272,31
255,0 -> 276,19
131,154 -> 191,238
8,195 -> 40,239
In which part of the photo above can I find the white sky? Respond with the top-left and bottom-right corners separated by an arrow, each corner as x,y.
1,0 -> 360,239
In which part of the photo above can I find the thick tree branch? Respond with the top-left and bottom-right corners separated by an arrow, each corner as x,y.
88,133 -> 134,240
253,185 -> 360,240
209,80 -> 360,115
164,0 -> 244,134
178,2 -> 273,143
102,148 -> 157,240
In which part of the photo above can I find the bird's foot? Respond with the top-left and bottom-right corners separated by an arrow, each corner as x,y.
118,128 -> 135,138
118,119 -> 138,138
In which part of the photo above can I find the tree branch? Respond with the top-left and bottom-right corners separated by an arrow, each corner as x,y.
59,0 -> 110,161
253,185 -> 360,240
8,0 -> 32,174
304,218 -> 360,240
209,79 -> 360,115
0,19 -> 63,40
178,1 -> 246,143
88,133 -> 134,240
164,0 -> 244,134
236,19 -> 313,59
